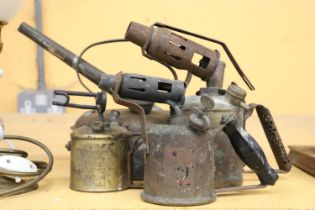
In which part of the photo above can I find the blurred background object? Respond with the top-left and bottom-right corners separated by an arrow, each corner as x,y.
0,0 -> 23,52
16,0 -> 64,114
288,146 -> 315,177
0,0 -> 23,21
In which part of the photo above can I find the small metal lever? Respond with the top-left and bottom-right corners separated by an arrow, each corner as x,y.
53,90 -> 106,122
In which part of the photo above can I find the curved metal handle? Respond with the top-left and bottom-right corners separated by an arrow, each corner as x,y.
111,72 -> 149,151
222,115 -> 278,185
255,105 -> 291,172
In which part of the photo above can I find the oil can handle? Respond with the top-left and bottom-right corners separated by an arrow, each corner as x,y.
255,105 -> 291,172
222,115 -> 278,185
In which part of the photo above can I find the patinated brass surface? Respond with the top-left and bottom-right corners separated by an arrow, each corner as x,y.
70,125 -> 129,192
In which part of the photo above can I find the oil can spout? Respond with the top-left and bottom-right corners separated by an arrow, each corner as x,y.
18,22 -> 105,86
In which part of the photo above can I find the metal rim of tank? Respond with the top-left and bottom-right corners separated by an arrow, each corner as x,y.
69,185 -> 129,193
140,191 -> 217,206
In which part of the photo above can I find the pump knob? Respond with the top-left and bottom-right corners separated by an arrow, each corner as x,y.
189,108 -> 211,132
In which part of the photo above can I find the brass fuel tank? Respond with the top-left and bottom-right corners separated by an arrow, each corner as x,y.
70,111 -> 130,192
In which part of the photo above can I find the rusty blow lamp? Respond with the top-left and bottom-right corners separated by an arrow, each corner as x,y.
125,21 -> 291,188
51,71 -> 186,192
125,21 -> 254,90
124,21 -> 250,189
184,83 -> 292,188
52,91 -> 132,192
142,103 -> 217,205
18,19 -> 187,192
141,83 -> 288,206
57,21 -> 255,189
70,21 -> 255,188
19,22 -> 290,205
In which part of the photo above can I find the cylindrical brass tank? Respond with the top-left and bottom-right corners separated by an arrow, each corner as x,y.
70,118 -> 130,192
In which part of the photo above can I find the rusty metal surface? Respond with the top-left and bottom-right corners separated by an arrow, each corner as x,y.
125,21 -> 255,90
99,72 -> 186,103
73,109 -> 169,132
207,61 -> 225,88
288,145 -> 315,176
184,86 -> 246,188
70,122 -> 130,192
212,131 -> 243,188
73,106 -> 244,188
73,109 -> 169,182
112,72 -> 148,148
142,121 -> 216,206
186,83 -> 291,188
152,22 -> 255,90
125,22 -> 220,81
53,90 -> 107,122
18,23 -> 187,104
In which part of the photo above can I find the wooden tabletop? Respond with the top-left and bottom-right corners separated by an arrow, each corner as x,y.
0,113 -> 314,210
